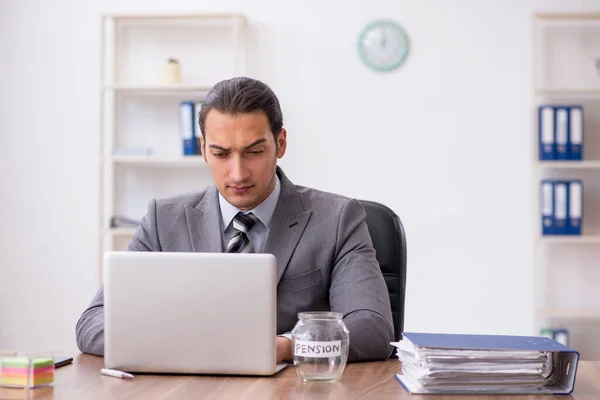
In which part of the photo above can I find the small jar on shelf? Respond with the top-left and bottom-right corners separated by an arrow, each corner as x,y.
159,58 -> 181,84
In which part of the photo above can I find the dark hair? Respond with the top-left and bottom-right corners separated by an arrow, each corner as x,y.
199,77 -> 283,140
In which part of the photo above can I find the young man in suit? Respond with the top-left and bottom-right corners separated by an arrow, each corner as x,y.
76,77 -> 394,362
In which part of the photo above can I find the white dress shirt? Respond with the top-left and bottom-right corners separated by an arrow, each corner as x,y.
218,176 -> 281,252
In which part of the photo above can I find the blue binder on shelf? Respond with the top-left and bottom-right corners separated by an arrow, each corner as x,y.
554,107 -> 570,160
541,180 -> 554,235
568,180 -> 583,235
554,181 -> 569,235
393,332 -> 579,395
540,328 -> 571,346
569,106 -> 583,161
553,329 -> 570,347
179,101 -> 197,156
194,101 -> 203,155
538,106 -> 555,160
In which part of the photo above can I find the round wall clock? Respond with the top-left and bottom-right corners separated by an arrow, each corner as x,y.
357,20 -> 409,72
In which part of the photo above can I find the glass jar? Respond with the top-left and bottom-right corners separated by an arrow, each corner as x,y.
291,311 -> 350,382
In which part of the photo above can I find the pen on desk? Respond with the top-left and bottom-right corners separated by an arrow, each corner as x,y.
101,368 -> 135,379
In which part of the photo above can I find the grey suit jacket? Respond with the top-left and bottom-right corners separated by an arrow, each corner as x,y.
76,167 -> 394,361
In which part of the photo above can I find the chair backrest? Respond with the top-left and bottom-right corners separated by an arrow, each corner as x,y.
359,200 -> 407,342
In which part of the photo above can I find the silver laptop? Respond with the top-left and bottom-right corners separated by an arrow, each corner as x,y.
103,251 -> 286,375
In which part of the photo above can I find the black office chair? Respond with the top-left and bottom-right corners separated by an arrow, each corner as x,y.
359,200 -> 407,342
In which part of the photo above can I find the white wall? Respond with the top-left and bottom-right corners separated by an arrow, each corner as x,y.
0,0 -> 598,354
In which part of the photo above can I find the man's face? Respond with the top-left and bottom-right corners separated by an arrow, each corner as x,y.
201,109 -> 287,210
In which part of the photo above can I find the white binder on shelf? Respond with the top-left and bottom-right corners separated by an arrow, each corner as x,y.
555,108 -> 569,160
541,180 -> 554,235
554,181 -> 568,235
569,106 -> 583,160
538,106 -> 555,160
568,180 -> 583,235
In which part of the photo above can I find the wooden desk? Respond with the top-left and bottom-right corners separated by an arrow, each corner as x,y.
1,355 -> 599,399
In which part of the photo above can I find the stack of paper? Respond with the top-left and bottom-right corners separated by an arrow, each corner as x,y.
392,332 -> 579,395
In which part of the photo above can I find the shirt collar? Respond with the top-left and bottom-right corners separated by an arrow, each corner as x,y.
219,175 -> 281,231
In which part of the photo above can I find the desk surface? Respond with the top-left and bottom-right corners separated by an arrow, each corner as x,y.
1,355 -> 599,399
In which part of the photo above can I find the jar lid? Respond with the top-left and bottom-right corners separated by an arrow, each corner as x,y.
298,311 -> 343,321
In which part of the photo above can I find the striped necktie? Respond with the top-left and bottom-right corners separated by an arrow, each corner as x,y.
227,212 -> 258,253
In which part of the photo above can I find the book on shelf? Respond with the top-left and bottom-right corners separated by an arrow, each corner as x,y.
194,101 -> 202,154
179,100 -> 203,156
540,328 -> 569,346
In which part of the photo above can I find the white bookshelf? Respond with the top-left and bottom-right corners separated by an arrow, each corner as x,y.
533,13 -> 600,360
99,13 -> 247,283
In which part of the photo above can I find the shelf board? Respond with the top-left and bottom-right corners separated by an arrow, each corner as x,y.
107,155 -> 206,166
106,228 -> 137,236
537,161 -> 600,169
538,235 -> 600,244
538,308 -> 600,319
102,14 -> 246,30
103,84 -> 212,94
534,12 -> 600,20
104,13 -> 244,20
535,88 -> 600,96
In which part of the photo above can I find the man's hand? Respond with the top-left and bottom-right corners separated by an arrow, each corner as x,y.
276,336 -> 292,363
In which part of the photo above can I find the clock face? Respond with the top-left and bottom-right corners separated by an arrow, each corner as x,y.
358,20 -> 409,72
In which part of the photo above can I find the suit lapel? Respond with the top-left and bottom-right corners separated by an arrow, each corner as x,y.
265,168 -> 313,284
184,186 -> 223,253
